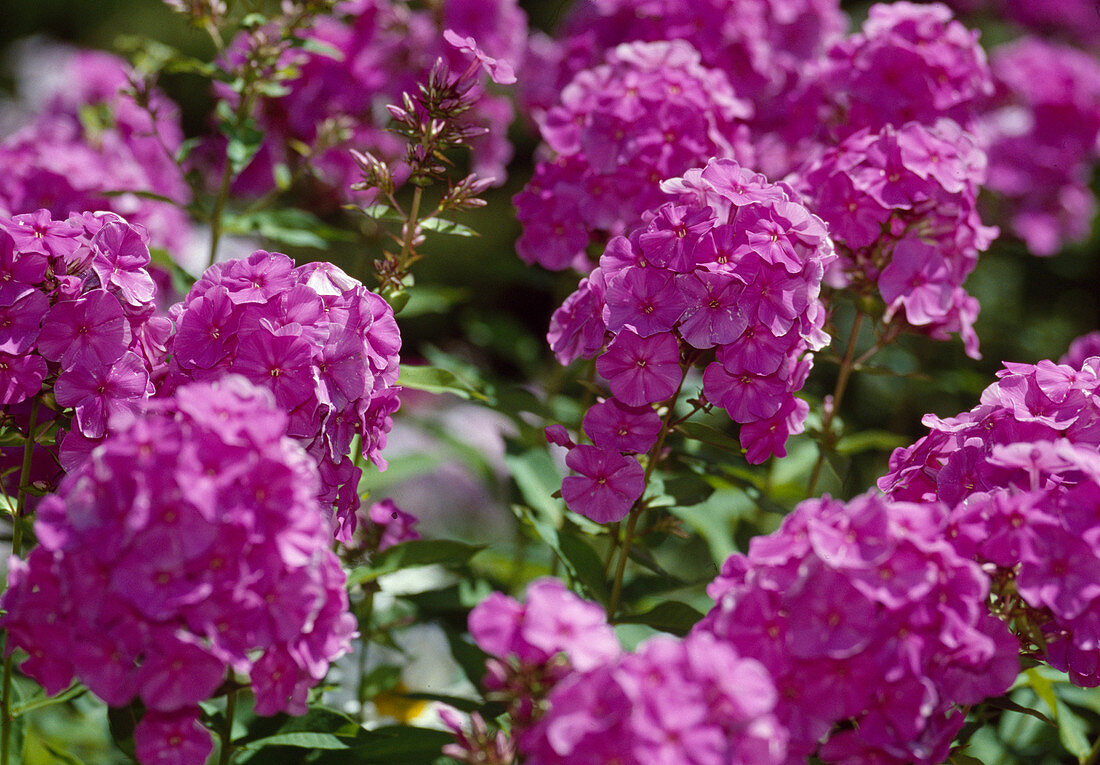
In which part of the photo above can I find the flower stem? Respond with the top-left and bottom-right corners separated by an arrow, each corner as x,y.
807,311 -> 864,497
607,362 -> 691,617
1,398 -> 39,765
608,509 -> 641,618
219,687 -> 237,765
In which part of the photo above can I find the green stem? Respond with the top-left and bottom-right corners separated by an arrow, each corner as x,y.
1,399 -> 39,765
807,311 -> 864,498
397,186 -> 423,269
356,587 -> 376,712
219,687 -> 237,765
607,362 -> 691,617
607,508 -> 641,618
1085,733 -> 1100,765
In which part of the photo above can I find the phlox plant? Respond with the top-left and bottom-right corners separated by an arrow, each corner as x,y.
0,0 -> 1098,764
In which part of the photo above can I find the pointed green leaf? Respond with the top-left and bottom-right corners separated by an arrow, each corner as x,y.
616,601 -> 704,636
419,217 -> 478,237
398,364 -> 493,402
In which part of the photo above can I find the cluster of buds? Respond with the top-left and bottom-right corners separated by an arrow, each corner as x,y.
353,32 -> 513,308
440,709 -> 517,765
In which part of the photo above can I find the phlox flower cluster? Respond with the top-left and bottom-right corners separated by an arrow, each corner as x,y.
879,359 -> 1100,504
547,159 -> 834,522
981,37 -> 1100,255
468,577 -> 620,729
994,0 -> 1100,50
803,2 -> 993,141
520,0 -> 845,128
793,119 -> 996,357
514,40 -> 755,271
0,47 -> 190,254
880,359 -> 1100,684
0,210 -> 169,470
943,442 -> 1100,686
0,377 -> 356,763
225,0 -> 525,200
164,250 -> 401,540
698,492 -> 1018,763
520,631 -> 787,765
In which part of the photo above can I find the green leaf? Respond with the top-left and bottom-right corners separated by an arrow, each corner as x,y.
1022,669 -> 1060,725
393,692 -> 482,713
298,37 -> 345,60
834,430 -> 909,456
948,752 -> 986,765
223,120 -> 265,176
675,421 -> 743,454
239,732 -> 351,751
1056,698 -> 1091,760
225,208 -> 354,250
558,531 -> 609,603
346,540 -> 486,588
398,364 -> 493,402
351,204 -> 405,223
616,601 -> 704,636
505,450 -> 564,528
38,743 -> 81,765
661,474 -> 716,507
347,725 -> 454,763
419,217 -> 478,237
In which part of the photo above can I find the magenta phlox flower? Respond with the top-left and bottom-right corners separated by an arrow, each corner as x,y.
37,290 -> 128,369
547,272 -> 609,365
547,157 -> 833,470
582,398 -> 662,454
0,287 -> 46,355
982,37 -> 1100,255
0,353 -> 47,405
596,329 -> 681,407
171,285 -> 239,371
365,498 -> 420,551
468,578 -> 621,736
54,351 -> 150,439
134,709 -> 214,765
444,29 -> 517,84
881,360 -> 1100,686
0,50 -> 190,254
561,445 -> 645,523
676,269 -> 748,348
91,218 -> 156,306
603,266 -> 685,337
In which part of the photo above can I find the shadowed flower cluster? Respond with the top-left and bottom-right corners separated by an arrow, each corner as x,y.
881,358 -> 1100,685
794,118 -> 996,357
981,37 -> 1100,255
468,577 -> 620,729
0,47 -> 190,254
699,491 -> 1018,763
224,0 -> 526,201
0,377 -> 356,763
521,631 -> 787,765
164,250 -> 401,540
514,40 -> 754,271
